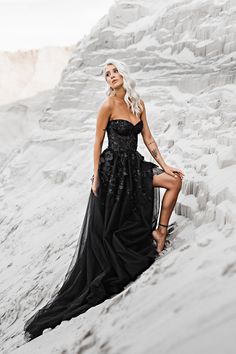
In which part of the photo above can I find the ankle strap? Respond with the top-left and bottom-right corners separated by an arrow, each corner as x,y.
159,223 -> 168,228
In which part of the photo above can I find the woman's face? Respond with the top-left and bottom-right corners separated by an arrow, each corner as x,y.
105,64 -> 123,90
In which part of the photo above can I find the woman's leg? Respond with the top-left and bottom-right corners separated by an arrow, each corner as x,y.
152,172 -> 182,253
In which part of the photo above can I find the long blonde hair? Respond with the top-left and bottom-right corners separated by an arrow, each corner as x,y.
102,58 -> 143,118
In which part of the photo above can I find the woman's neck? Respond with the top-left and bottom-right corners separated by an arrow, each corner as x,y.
114,86 -> 126,99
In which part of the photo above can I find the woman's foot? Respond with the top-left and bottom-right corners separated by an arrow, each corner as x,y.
24,331 -> 33,342
152,224 -> 168,253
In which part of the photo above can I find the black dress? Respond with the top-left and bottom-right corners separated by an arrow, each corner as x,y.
24,118 -> 164,341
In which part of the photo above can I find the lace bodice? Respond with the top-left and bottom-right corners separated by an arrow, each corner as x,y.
98,118 -> 146,200
106,118 -> 143,152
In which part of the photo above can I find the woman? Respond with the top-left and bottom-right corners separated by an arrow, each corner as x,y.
24,58 -> 184,342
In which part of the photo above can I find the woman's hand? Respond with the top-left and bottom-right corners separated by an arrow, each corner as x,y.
163,164 -> 185,179
91,175 -> 100,197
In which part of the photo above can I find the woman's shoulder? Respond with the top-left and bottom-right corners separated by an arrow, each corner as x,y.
139,98 -> 145,107
138,98 -> 145,114
100,96 -> 115,108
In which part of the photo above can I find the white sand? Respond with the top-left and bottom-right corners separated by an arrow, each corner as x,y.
1,0 -> 236,353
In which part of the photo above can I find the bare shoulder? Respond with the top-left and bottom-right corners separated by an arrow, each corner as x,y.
99,96 -> 117,117
96,97 -> 113,128
100,96 -> 113,110
139,98 -> 146,110
139,98 -> 147,122
106,95 -> 117,108
98,97 -> 113,116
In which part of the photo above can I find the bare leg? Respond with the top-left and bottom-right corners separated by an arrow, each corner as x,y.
152,172 -> 182,253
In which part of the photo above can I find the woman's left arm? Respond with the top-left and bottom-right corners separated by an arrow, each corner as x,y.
140,99 -> 184,179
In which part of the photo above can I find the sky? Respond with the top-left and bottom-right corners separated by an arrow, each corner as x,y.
0,0 -> 115,52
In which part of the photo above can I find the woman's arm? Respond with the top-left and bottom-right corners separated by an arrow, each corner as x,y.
140,99 -> 184,179
140,99 -> 167,169
93,98 -> 111,178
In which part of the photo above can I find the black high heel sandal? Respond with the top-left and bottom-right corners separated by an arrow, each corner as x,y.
159,223 -> 175,250
152,223 -> 168,248
157,223 -> 170,250
158,223 -> 168,228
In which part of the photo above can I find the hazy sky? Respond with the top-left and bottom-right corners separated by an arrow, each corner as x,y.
0,0 -> 115,52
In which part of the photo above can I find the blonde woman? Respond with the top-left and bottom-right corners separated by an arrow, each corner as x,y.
24,58 -> 184,341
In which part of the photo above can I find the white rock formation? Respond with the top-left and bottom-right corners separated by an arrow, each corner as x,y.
0,45 -> 75,105
0,0 -> 236,353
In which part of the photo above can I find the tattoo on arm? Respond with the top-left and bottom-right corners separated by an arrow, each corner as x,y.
147,139 -> 159,159
151,148 -> 158,158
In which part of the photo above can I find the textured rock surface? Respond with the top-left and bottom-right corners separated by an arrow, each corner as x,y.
1,0 -> 236,353
0,45 -> 75,105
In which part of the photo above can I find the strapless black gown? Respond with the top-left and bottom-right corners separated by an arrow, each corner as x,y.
24,118 -> 164,341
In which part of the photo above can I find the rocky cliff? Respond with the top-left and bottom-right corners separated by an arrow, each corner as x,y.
1,0 -> 236,353
0,45 -> 75,105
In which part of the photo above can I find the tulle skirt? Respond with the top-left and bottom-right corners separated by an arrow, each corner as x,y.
24,148 -> 164,341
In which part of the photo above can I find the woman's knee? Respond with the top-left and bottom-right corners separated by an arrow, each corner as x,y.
172,175 -> 182,191
153,172 -> 182,190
